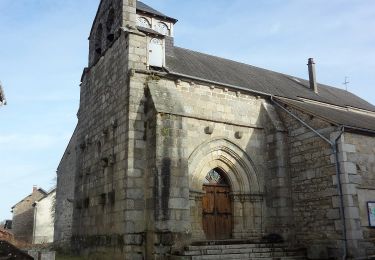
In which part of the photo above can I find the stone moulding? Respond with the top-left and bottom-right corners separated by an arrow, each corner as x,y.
146,81 -> 264,129
188,137 -> 263,194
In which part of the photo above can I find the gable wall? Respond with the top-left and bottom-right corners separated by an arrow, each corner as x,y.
33,191 -> 55,244
142,78 -> 295,257
12,190 -> 45,243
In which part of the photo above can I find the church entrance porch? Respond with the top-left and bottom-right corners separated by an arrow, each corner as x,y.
202,169 -> 232,240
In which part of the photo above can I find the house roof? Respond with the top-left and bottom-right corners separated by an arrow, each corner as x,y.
34,188 -> 56,204
11,188 -> 47,209
137,1 -> 177,23
165,46 -> 375,132
276,98 -> 375,133
89,1 -> 177,39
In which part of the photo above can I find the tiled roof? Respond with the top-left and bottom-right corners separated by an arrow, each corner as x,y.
166,47 -> 375,130
165,46 -> 375,131
90,1 -> 177,38
137,1 -> 177,23
11,188 -> 47,209
166,47 -> 375,112
277,98 -> 375,132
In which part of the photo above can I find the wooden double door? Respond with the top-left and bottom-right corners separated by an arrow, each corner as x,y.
202,184 -> 232,240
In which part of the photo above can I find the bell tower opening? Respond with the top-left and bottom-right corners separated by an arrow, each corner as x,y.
202,168 -> 232,240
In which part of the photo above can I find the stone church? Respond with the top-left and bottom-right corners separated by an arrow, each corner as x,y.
54,0 -> 375,259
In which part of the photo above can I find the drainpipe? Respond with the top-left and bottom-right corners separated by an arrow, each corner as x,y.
333,126 -> 347,260
32,202 -> 38,244
270,96 -> 347,260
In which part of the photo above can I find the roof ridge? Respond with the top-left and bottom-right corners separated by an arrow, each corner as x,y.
173,46 -> 320,88
170,46 -> 375,111
137,1 -> 177,23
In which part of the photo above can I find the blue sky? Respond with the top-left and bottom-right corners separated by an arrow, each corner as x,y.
0,0 -> 374,221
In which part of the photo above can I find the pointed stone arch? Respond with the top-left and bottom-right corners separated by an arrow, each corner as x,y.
106,8 -> 115,44
188,137 -> 263,195
94,24 -> 103,62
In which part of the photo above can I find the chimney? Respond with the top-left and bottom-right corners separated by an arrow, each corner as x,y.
307,58 -> 318,93
33,185 -> 38,193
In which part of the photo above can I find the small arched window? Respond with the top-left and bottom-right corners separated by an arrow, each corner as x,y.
154,22 -> 169,35
137,16 -> 151,28
106,8 -> 115,44
94,24 -> 103,58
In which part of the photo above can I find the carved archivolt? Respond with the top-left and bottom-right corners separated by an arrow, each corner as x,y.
188,137 -> 263,194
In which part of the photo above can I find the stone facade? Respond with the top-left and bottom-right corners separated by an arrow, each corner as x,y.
338,132 -> 375,257
11,187 -> 46,244
55,1 -> 375,259
278,107 -> 342,258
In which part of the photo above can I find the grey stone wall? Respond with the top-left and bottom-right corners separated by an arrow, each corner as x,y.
262,102 -> 294,240
72,31 -> 131,258
71,24 -> 148,259
340,132 -> 375,257
144,79 -> 296,257
277,106 -> 343,259
54,131 -> 77,250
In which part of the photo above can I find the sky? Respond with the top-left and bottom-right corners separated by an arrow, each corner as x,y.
0,0 -> 374,221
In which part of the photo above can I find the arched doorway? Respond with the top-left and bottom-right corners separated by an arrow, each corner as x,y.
202,168 -> 232,240
188,138 -> 265,241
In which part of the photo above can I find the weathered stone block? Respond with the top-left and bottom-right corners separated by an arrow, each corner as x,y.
344,206 -> 360,219
342,183 -> 357,195
339,143 -> 356,153
340,162 -> 357,174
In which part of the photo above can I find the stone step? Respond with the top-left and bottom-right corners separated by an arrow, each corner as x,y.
250,258 -> 307,260
187,243 -> 288,251
191,253 -> 250,260
183,247 -> 303,256
171,256 -> 307,260
191,255 -> 307,260
171,241 -> 307,260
